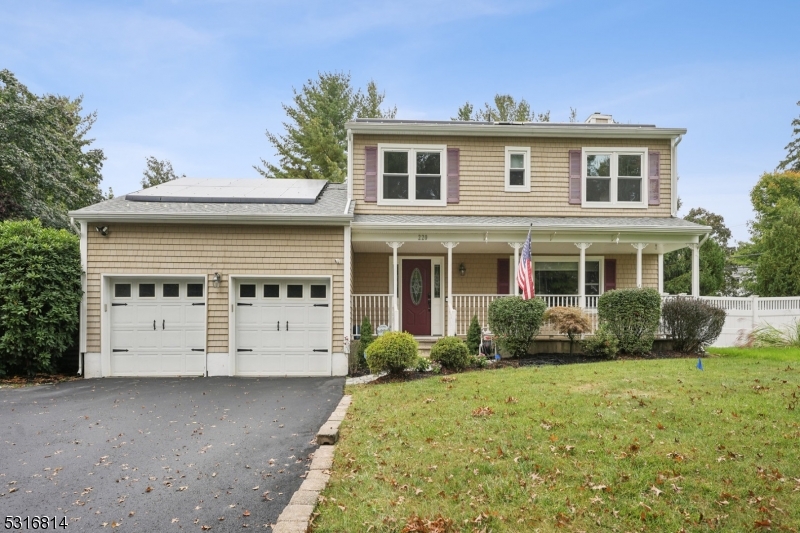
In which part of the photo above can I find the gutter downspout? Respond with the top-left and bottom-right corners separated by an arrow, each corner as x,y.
72,217 -> 87,377
346,129 -> 354,205
671,135 -> 683,217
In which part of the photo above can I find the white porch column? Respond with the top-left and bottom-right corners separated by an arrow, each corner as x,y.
574,243 -> 592,308
631,243 -> 648,288
508,242 -> 523,295
657,252 -> 664,294
442,242 -> 458,336
690,243 -> 700,296
386,242 -> 403,331
343,226 -> 352,354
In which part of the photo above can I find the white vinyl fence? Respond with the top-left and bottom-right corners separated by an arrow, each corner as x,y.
696,296 -> 800,346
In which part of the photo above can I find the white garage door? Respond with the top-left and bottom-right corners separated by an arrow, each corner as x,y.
235,279 -> 331,376
110,279 -> 206,376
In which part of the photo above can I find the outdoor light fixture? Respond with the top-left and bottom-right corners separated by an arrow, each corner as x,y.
95,226 -> 109,236
211,272 -> 221,288
459,263 -> 466,276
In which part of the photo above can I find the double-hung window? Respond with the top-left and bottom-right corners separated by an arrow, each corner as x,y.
582,148 -> 647,208
505,146 -> 531,192
378,144 -> 447,206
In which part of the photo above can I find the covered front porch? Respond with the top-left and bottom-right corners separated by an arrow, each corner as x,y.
348,216 -> 711,338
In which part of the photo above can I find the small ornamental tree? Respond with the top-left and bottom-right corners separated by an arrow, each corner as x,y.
357,316 -> 374,369
466,315 -> 482,355
487,297 -> 547,358
598,288 -> 662,354
544,307 -> 592,354
0,220 -> 82,375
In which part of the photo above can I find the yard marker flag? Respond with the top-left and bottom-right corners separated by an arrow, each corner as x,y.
517,226 -> 535,300
697,358 -> 704,371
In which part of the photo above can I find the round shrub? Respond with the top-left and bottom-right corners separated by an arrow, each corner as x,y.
662,297 -> 726,353
488,296 -> 547,357
0,220 -> 82,376
365,331 -> 418,374
582,324 -> 619,359
429,336 -> 470,371
598,288 -> 661,354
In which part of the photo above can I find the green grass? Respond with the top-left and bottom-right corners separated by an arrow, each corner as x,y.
707,346 -> 800,361
313,358 -> 800,532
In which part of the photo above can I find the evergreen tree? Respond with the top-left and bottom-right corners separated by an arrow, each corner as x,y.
777,101 -> 800,172
255,72 -> 395,183
466,315 -> 482,355
357,316 -> 374,369
452,94 -> 552,122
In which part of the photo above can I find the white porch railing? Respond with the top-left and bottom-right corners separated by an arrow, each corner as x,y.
351,294 -> 393,331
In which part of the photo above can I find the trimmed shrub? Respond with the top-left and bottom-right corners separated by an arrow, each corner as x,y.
0,220 -> 82,376
365,331 -> 418,374
413,355 -> 431,372
466,315 -> 482,355
429,336 -> 470,371
544,306 -> 591,354
468,353 -> 489,369
582,325 -> 620,359
662,297 -> 726,353
488,296 -> 547,358
598,288 -> 662,354
356,316 -> 374,369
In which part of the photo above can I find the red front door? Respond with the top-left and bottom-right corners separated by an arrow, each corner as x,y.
402,259 -> 431,335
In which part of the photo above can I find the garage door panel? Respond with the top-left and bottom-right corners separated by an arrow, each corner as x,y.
307,306 -> 329,326
111,305 -> 135,325
308,354 -> 330,374
259,306 -> 283,323
236,306 -> 261,325
236,353 -> 283,375
283,305 -> 307,324
161,330 -> 184,349
284,356 -> 307,374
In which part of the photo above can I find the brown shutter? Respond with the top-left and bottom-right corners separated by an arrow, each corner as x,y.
648,151 -> 660,205
447,147 -> 460,203
364,146 -> 377,202
568,149 -> 582,204
604,259 -> 616,292
497,258 -> 510,294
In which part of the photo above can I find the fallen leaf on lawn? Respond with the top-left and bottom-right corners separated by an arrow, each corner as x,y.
424,398 -> 435,404
243,510 -> 250,517
755,519 -> 772,529
549,434 -> 558,442
650,486 -> 663,497
338,505 -> 347,512
111,522 -> 120,529
656,423 -> 665,430
415,488 -> 423,495
505,396 -> 518,404
472,406 -> 494,417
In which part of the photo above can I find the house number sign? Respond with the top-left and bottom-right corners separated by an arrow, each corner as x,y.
417,235 -> 428,240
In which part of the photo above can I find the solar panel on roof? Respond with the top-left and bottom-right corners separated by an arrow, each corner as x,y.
125,178 -> 328,204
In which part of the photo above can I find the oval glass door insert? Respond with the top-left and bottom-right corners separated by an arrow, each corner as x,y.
410,268 -> 423,305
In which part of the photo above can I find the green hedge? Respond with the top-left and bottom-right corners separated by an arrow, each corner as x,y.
430,336 -> 470,371
662,297 -> 726,353
488,297 -> 547,357
365,331 -> 418,374
0,220 -> 82,376
597,288 -> 661,354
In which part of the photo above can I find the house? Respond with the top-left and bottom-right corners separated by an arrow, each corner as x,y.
69,114 -> 710,378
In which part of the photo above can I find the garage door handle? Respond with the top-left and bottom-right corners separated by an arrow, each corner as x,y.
162,319 -> 165,330
191,348 -> 205,352
237,349 -> 252,352
113,349 -> 128,352
153,320 -> 156,330
112,303 -> 127,306
313,303 -> 329,307
286,321 -> 289,331
237,303 -> 252,306
277,321 -> 280,331
313,349 -> 328,352
192,302 -> 205,306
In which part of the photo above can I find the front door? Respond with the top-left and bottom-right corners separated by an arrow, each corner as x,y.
402,259 -> 431,335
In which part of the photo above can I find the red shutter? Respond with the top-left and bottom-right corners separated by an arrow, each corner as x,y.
568,149 -> 582,204
648,151 -> 660,205
497,258 -> 510,294
604,259 -> 616,292
364,146 -> 377,202
447,147 -> 460,203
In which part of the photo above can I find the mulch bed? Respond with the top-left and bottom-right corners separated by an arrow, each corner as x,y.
365,351 -> 698,384
0,373 -> 83,388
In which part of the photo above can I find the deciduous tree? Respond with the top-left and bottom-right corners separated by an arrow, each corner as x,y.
141,156 -> 185,189
452,94 -> 551,122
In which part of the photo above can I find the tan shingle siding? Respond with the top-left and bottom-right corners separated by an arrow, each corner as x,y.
352,134 -> 672,217
86,224 -> 344,353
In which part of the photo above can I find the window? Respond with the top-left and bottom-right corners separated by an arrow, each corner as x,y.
139,283 -> 156,297
114,284 -> 131,298
378,144 -> 447,205
310,285 -> 327,299
264,284 -> 280,298
239,284 -> 256,298
505,147 -> 531,192
287,284 -> 303,298
163,283 -> 179,297
582,148 -> 647,208
533,259 -> 602,295
187,284 -> 204,297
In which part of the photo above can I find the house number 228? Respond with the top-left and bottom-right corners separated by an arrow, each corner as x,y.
417,235 -> 428,241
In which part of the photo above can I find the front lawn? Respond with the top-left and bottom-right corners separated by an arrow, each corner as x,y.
707,346 -> 800,361
313,357 -> 800,532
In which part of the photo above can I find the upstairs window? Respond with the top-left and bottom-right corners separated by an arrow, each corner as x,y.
505,146 -> 531,192
582,148 -> 647,208
378,145 -> 447,206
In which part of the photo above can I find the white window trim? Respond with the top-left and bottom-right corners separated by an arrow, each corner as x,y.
504,146 -> 531,192
531,255 -> 605,295
377,143 -> 447,206
581,147 -> 648,209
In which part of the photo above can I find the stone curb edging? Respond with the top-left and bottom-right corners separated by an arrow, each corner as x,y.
271,394 -> 352,533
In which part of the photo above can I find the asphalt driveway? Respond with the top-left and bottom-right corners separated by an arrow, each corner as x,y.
0,377 -> 343,531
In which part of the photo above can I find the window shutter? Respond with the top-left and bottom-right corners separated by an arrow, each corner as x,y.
364,146 -> 377,202
604,259 -> 617,292
648,151 -> 660,205
447,147 -> 460,203
568,149 -> 582,204
497,258 -> 510,294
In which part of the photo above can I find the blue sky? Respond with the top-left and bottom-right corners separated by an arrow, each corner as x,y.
2,0 -> 798,243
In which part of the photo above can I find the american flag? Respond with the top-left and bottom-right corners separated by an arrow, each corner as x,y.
517,227 -> 535,299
